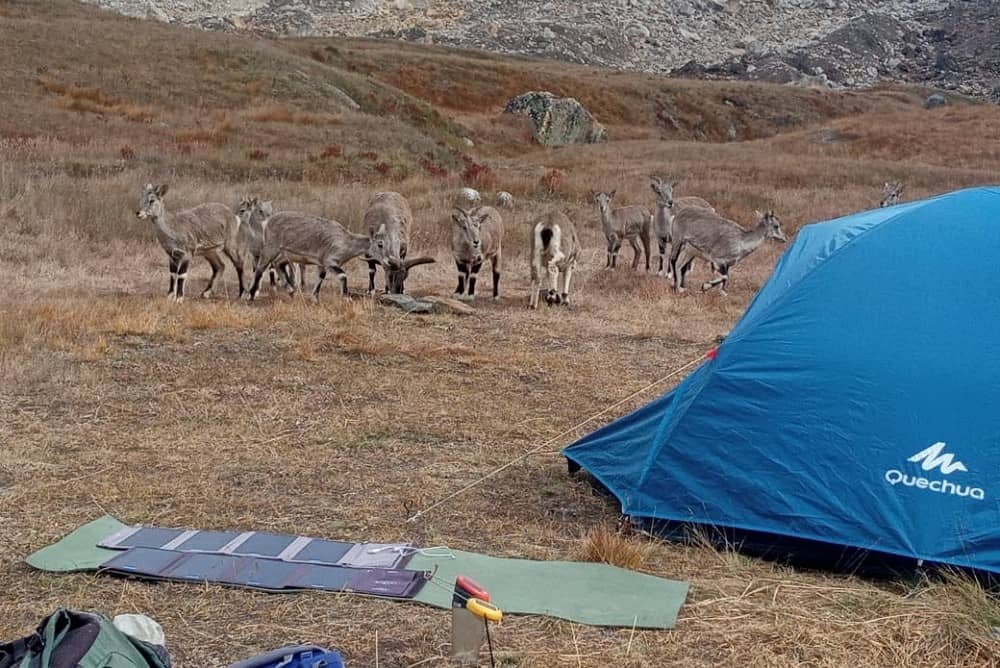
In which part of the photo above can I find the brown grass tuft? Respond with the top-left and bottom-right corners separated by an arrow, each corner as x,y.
244,104 -> 342,126
38,76 -> 154,121
579,525 -> 655,571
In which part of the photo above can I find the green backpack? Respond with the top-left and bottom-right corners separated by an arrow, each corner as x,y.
0,609 -> 169,668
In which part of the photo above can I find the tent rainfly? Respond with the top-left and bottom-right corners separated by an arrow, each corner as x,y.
564,187 -> 1000,575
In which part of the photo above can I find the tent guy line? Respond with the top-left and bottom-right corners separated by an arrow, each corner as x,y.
405,352 -> 710,524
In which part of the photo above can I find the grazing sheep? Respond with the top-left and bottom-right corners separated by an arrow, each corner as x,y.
364,191 -> 435,294
649,175 -> 715,278
495,191 -> 514,209
246,211 -> 373,302
451,206 -> 503,301
592,190 -> 651,270
880,182 -> 904,208
670,208 -> 787,294
528,210 -> 579,309
135,183 -> 240,301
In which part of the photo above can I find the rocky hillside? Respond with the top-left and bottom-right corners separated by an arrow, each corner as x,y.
83,0 -> 998,99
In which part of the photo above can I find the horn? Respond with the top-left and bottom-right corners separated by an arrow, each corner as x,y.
403,256 -> 436,269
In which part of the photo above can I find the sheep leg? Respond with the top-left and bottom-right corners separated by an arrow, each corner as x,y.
454,260 -> 467,296
248,252 -> 279,302
332,266 -> 348,297
167,257 -> 178,299
678,252 -> 696,293
491,254 -> 501,301
175,255 -> 191,303
561,261 -> 574,305
201,252 -> 225,299
223,249 -> 245,298
641,231 -> 651,272
367,260 -> 378,295
702,265 -> 729,294
657,239 -> 668,278
669,242 -> 684,292
628,236 -> 641,271
545,259 -> 560,304
467,261 -> 482,301
312,267 -> 326,301
529,263 -> 540,310
279,262 -> 297,295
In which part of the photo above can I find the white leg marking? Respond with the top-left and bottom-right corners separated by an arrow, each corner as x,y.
563,262 -> 574,300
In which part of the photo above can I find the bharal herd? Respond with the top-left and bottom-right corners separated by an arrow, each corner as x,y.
135,178 -> 905,306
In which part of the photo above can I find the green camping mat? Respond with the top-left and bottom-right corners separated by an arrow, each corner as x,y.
26,516 -> 127,572
406,549 -> 688,629
25,517 -> 689,629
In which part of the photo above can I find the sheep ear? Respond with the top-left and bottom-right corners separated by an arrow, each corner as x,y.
754,209 -> 763,218
609,190 -> 616,198
649,175 -> 662,184
155,184 -> 168,197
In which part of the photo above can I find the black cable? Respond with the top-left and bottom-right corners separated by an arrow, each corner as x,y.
484,618 -> 496,668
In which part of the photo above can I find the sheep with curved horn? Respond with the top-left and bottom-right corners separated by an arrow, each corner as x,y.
364,191 -> 435,295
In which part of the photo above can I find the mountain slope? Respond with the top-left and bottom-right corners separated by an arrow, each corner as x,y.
80,0 -> 999,98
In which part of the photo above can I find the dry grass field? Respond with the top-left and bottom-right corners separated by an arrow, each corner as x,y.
2,1 -> 1000,666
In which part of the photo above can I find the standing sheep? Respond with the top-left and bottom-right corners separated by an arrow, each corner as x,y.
528,210 -> 579,309
246,211 -> 373,302
670,208 -> 787,294
592,190 -> 651,270
451,206 -> 503,301
135,183 -> 241,301
649,176 -> 715,278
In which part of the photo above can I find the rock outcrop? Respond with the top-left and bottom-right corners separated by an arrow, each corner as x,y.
503,92 -> 607,146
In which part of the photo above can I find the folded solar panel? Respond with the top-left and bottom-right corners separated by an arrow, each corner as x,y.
99,547 -> 426,598
99,526 -> 410,569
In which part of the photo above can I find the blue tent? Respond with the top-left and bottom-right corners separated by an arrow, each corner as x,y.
564,187 -> 1000,575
